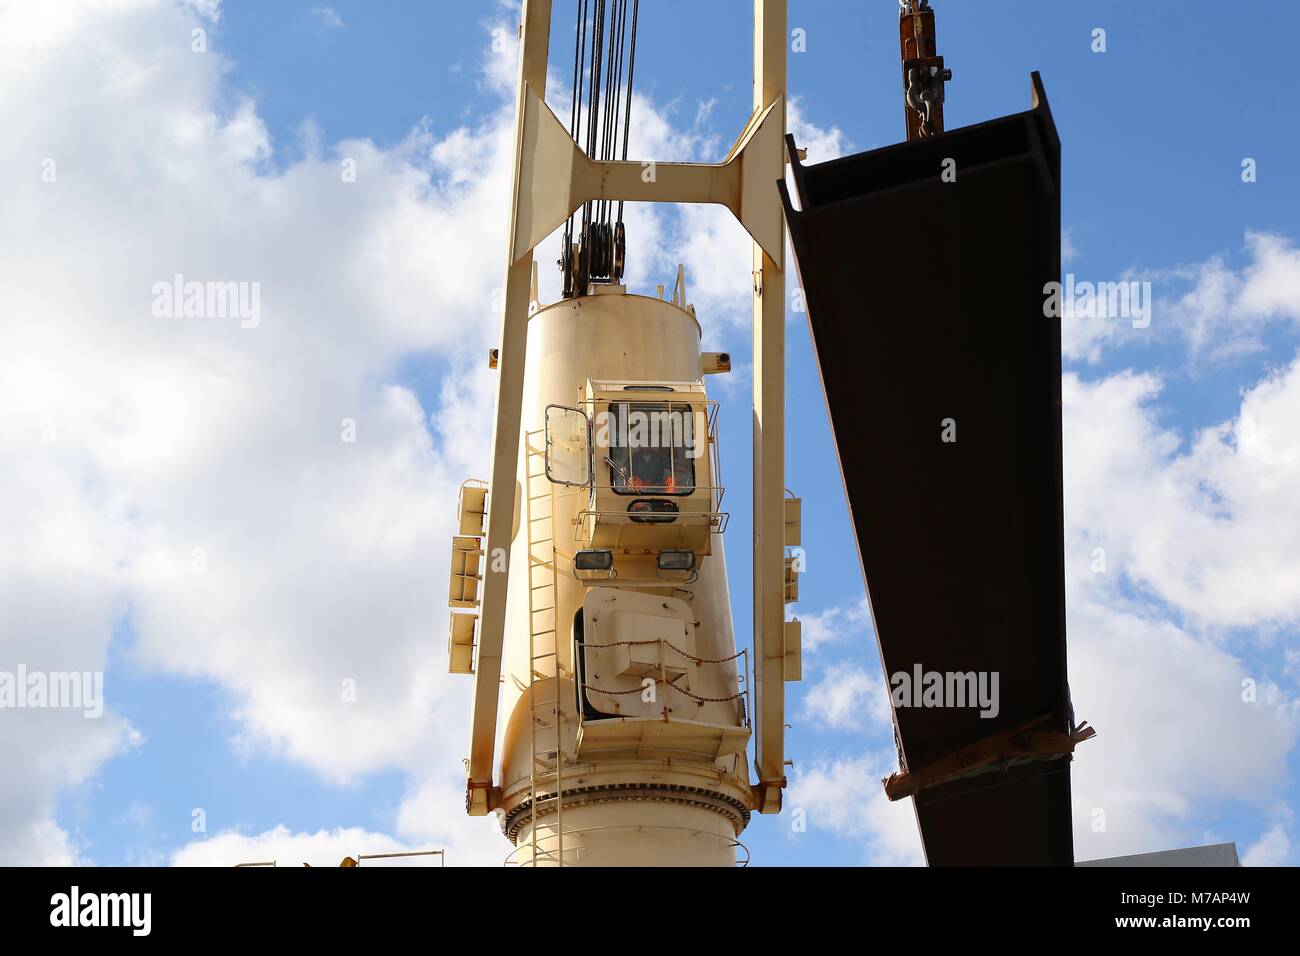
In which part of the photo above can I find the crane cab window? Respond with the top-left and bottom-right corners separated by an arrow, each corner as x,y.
605,401 -> 697,496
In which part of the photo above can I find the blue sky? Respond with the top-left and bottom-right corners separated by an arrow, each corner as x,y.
2,0 -> 1298,867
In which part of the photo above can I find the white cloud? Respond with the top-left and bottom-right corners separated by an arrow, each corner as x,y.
694,98 -> 718,127
481,14 -> 521,96
787,96 -> 848,166
1060,231 -> 1300,365
309,5 -> 344,30
1066,591 -> 1298,860
1062,227 -> 1079,265
1059,267 -> 1154,363
175,825 -> 421,868
787,753 -> 923,866
1064,357 -> 1300,629
800,664 -> 890,733
0,0 -> 516,862
791,593 -> 872,654
175,768 -> 509,866
1242,821 -> 1291,866
1062,363 -> 1300,861
180,0 -> 220,22
1170,231 -> 1300,359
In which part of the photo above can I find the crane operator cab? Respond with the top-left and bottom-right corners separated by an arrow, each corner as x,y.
545,379 -> 726,584
609,407 -> 695,496
543,377 -> 747,759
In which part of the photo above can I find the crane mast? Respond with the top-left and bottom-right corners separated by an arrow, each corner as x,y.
445,0 -> 795,866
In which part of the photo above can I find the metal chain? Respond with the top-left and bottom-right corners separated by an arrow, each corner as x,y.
582,683 -> 646,695
582,638 -> 744,665
668,684 -> 746,704
582,680 -> 745,703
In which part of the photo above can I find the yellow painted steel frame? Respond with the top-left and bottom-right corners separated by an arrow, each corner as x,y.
467,0 -> 788,816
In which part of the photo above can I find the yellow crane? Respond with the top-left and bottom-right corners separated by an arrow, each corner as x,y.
444,0 -> 797,866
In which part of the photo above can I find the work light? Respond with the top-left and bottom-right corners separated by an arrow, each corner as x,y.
656,549 -> 696,572
575,549 -> 615,571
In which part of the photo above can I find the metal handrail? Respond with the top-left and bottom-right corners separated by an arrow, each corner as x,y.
234,848 -> 445,868
574,505 -> 730,534
355,850 -> 445,866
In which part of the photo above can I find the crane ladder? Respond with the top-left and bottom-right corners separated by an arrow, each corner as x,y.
524,431 -> 565,866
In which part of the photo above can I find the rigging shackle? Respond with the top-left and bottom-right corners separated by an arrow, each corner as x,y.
899,0 -> 950,140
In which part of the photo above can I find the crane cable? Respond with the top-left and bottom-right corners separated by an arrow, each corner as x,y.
560,0 -> 639,297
